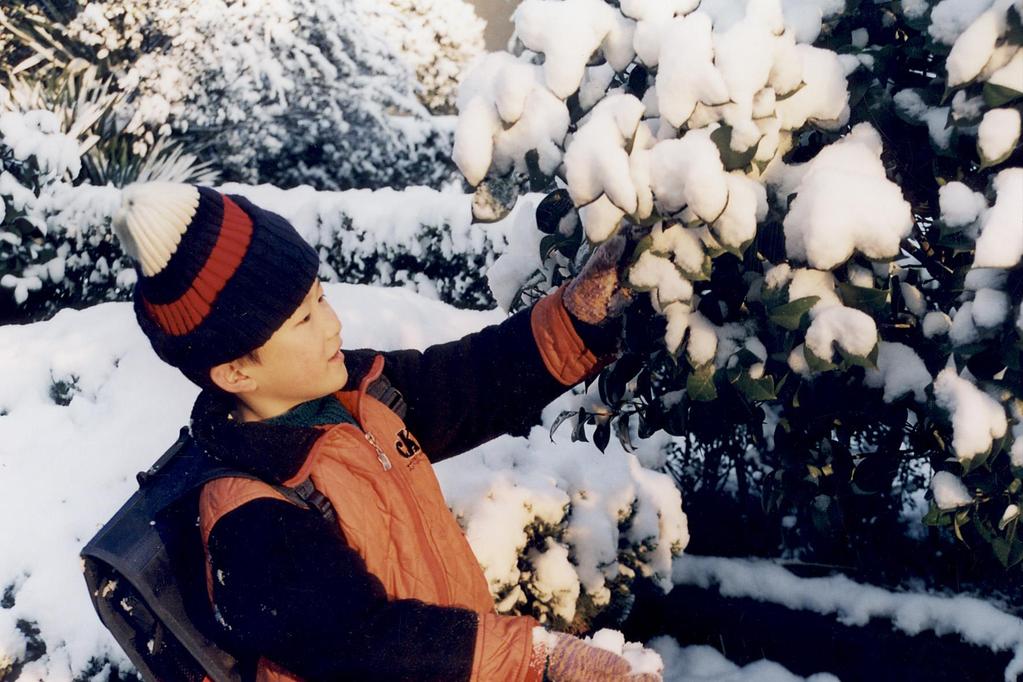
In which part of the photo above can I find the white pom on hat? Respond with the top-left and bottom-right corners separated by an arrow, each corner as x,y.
113,182 -> 201,277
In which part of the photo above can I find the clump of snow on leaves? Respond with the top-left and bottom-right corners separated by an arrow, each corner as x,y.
933,368 -> 1008,467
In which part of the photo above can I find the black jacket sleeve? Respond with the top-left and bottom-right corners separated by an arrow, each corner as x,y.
375,302 -> 621,463
208,498 -> 479,682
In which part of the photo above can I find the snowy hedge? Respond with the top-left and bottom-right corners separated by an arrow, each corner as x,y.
0,94 -> 518,321
454,0 -> 1023,572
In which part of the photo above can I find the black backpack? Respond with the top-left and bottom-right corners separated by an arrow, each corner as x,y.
80,426 -> 335,682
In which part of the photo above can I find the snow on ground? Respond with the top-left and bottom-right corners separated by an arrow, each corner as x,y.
651,637 -> 839,682
673,555 -> 1023,681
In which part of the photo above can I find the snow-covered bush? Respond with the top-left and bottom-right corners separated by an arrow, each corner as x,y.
365,0 -> 487,115
0,85 -> 124,324
0,64 -> 219,323
441,411 -> 687,631
1,162 -> 514,320
454,0 -> 1023,574
221,182 -> 518,310
59,0 -> 457,191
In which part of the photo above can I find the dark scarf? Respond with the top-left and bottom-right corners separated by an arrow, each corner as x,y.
264,394 -> 358,428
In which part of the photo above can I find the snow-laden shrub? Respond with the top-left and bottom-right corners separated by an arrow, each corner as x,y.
454,0 -> 1023,574
0,65 -> 219,324
220,182 -> 518,310
364,0 -> 487,115
61,0 -> 458,191
0,88 -> 126,324
439,402 -> 687,632
0,143 -> 511,320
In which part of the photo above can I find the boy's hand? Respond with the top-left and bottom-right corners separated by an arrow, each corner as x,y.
563,227 -> 638,325
543,632 -> 662,682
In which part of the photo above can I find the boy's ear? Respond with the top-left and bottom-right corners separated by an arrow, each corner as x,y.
209,361 -> 258,395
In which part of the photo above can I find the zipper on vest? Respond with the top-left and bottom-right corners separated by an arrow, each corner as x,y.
364,431 -> 392,471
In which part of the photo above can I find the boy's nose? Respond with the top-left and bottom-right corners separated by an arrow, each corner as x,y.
326,303 -> 342,339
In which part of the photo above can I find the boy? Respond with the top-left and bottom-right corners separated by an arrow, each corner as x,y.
113,182 -> 659,682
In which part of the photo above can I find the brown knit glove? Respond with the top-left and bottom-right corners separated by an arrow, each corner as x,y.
562,228 -> 638,325
544,633 -> 662,682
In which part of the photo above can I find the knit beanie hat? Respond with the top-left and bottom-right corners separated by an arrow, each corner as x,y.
112,182 -> 319,387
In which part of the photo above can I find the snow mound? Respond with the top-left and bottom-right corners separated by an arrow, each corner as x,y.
933,368 -> 1008,467
782,124 -> 913,270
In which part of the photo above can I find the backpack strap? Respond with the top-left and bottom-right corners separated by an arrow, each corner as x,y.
366,372 -> 407,419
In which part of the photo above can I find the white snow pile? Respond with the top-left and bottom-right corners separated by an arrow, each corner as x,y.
0,111 -> 81,179
973,168 -> 1023,269
454,52 -> 570,186
452,0 -> 867,361
931,471 -> 975,510
927,0 -> 996,45
863,341 -> 932,403
650,637 -> 840,682
933,367 -> 1008,467
0,283 -> 687,680
977,108 -> 1021,165
778,123 -> 914,270
945,0 -> 1022,87
804,304 -> 877,362
939,180 -> 988,232
672,555 -> 1023,681
770,265 -> 882,375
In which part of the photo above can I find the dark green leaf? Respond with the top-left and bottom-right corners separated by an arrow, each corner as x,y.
525,149 -> 555,193
982,82 -> 1023,108
663,401 -> 687,436
922,504 -> 953,527
804,344 -> 838,372
838,342 -> 879,370
626,63 -> 650,100
837,282 -> 888,314
628,235 -> 655,268
614,413 -> 636,452
535,189 -> 574,234
736,372 -> 777,401
769,296 -> 820,330
686,363 -> 718,401
572,407 -> 589,442
992,536 -> 1023,568
710,124 -> 760,171
594,418 -> 611,452
549,409 -> 577,442
851,453 -> 899,494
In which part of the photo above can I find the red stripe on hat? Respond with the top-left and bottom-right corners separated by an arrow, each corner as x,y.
144,196 -> 254,336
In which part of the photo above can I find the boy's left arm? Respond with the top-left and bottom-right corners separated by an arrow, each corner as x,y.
378,283 -> 623,462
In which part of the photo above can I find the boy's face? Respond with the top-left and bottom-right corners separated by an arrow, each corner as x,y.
213,279 -> 348,420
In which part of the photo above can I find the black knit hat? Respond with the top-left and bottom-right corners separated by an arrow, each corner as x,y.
113,183 -> 319,386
